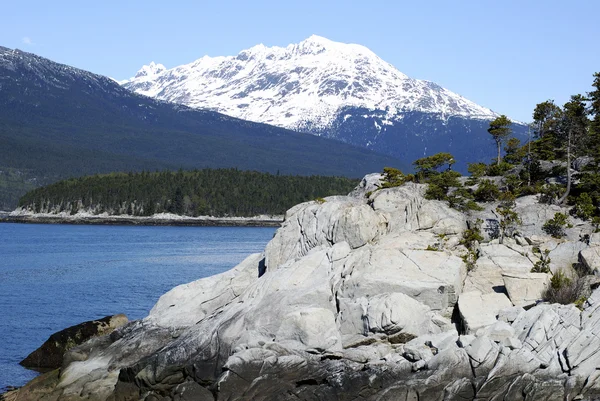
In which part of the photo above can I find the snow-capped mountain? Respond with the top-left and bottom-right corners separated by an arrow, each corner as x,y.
0,45 -> 408,208
123,35 -> 525,170
124,35 -> 497,129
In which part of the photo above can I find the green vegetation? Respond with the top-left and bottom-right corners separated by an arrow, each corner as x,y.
0,168 -> 42,210
531,249 -> 551,273
496,192 -> 522,244
460,219 -> 483,271
543,270 -> 584,305
413,152 -> 455,181
488,115 -> 513,166
379,167 -> 413,189
473,180 -> 500,202
17,169 -> 359,217
0,52 -> 407,210
542,212 -> 569,238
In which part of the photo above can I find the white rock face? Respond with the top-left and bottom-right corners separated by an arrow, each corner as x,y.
580,245 -> 600,274
122,36 -> 498,134
502,272 -> 550,308
17,177 -> 600,401
148,252 -> 263,328
458,291 -> 513,333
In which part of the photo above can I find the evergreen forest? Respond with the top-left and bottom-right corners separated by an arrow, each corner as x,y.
17,169 -> 360,217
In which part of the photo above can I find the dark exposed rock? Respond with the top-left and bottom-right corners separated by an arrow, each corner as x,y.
20,314 -> 128,370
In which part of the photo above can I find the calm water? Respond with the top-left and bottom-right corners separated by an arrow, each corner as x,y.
0,223 -> 275,390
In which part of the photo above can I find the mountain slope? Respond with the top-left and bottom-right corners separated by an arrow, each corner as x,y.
123,35 -> 527,170
0,46 -> 407,209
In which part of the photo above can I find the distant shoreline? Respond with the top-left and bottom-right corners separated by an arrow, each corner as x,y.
0,213 -> 283,227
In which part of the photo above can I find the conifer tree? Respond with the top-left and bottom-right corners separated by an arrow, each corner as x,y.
487,115 -> 512,165
588,72 -> 600,169
557,95 -> 589,205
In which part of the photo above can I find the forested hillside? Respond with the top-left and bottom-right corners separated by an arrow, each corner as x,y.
0,46 -> 406,209
17,169 -> 359,217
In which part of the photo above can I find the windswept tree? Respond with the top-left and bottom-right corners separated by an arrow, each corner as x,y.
413,152 -> 455,181
488,115 -> 512,165
557,95 -> 589,205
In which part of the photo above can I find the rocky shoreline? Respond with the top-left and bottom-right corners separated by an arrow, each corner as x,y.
5,174 -> 600,400
0,214 -> 283,227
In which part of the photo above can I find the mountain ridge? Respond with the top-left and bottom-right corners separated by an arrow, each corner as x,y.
123,35 -> 500,132
122,36 -> 526,171
0,45 -> 407,209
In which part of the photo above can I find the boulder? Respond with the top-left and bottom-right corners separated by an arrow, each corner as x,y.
463,243 -> 535,294
338,244 -> 466,311
264,199 -> 383,270
572,156 -> 594,171
337,292 -> 442,341
370,183 -> 466,235
19,314 -> 128,370
580,245 -> 600,274
502,272 -> 550,308
479,320 -> 515,343
458,291 -> 513,334
348,172 -> 382,198
543,240 -> 589,275
497,306 -> 525,324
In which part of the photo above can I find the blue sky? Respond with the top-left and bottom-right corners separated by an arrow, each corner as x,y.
2,0 -> 599,122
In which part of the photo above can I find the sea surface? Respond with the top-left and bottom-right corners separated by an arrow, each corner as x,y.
0,223 -> 276,390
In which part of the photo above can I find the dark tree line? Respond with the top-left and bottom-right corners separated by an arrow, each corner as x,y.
18,168 -> 359,217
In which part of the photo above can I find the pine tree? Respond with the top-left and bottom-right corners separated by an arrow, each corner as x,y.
588,72 -> 600,169
488,115 -> 512,165
557,95 -> 589,205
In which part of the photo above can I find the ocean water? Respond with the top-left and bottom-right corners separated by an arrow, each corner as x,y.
0,223 -> 276,390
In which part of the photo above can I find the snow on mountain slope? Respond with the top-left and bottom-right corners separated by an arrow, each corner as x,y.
122,35 -> 499,132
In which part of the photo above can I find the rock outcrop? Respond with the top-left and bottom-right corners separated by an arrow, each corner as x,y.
19,314 -> 128,370
9,177 -> 600,401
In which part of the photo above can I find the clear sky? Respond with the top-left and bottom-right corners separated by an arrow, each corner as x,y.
2,0 -> 599,122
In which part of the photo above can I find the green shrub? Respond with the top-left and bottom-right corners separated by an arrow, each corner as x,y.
504,174 -> 523,195
380,167 -> 408,189
473,179 -> 500,202
413,153 -> 455,181
465,200 -> 484,211
424,171 -> 462,201
314,197 -> 327,204
460,219 -> 484,249
447,187 -> 476,212
503,138 -> 527,165
543,212 -> 569,238
531,249 -> 551,273
544,270 -> 584,305
461,251 -> 478,272
539,184 -> 564,204
496,192 -> 522,242
486,161 -> 513,176
550,164 -> 567,177
573,193 -> 595,220
467,163 -> 487,179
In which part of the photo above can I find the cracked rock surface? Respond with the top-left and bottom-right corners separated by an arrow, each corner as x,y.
8,177 -> 600,401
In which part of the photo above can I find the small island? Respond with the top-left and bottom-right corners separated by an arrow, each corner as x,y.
2,169 -> 359,226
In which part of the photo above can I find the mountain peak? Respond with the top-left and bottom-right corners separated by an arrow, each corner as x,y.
134,61 -> 166,79
123,37 -> 499,133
